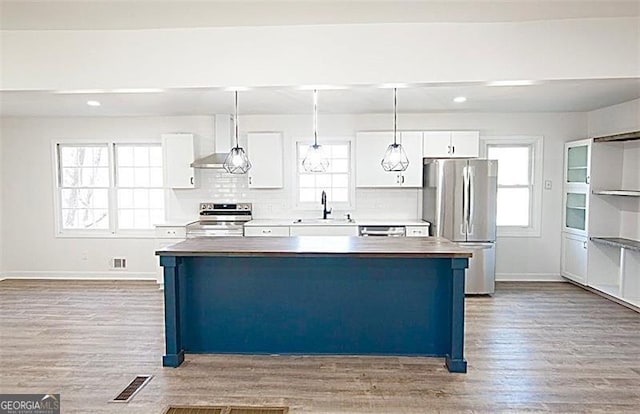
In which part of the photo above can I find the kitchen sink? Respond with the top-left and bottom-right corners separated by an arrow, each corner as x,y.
292,218 -> 356,224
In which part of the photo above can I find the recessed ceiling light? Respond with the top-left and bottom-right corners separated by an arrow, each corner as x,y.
453,96 -> 467,103
86,100 -> 101,107
486,80 -> 536,87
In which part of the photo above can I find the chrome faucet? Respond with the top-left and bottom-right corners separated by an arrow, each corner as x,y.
321,190 -> 332,219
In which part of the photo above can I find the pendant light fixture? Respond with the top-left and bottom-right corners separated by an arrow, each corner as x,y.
223,90 -> 252,174
302,89 -> 329,172
381,88 -> 409,172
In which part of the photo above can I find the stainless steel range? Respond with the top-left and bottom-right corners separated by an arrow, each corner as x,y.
186,202 -> 252,237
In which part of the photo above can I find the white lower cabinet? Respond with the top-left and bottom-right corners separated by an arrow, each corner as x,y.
244,226 -> 290,237
289,225 -> 359,236
154,225 -> 187,287
561,232 -> 588,285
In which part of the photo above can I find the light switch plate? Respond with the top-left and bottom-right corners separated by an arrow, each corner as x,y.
544,180 -> 552,190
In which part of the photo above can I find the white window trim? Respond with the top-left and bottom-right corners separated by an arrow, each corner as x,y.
481,135 -> 543,238
52,139 -> 163,239
292,137 -> 356,212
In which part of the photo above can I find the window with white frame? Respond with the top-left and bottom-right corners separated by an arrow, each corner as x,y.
483,136 -> 543,237
58,145 -> 110,230
115,145 -> 164,230
56,142 -> 164,235
296,141 -> 351,207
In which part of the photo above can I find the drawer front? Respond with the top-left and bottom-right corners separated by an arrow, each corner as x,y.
244,226 -> 290,237
155,227 -> 186,239
405,226 -> 429,237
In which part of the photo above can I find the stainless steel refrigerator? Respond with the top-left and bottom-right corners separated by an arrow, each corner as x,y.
422,159 -> 498,294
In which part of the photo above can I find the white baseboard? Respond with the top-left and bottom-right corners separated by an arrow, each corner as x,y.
496,272 -> 564,282
2,270 -> 157,281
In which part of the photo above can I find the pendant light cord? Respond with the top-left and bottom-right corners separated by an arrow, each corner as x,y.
393,88 -> 398,145
234,91 -> 239,148
313,89 -> 318,146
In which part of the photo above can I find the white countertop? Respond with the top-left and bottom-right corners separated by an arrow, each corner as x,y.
154,220 -> 198,227
245,219 -> 430,227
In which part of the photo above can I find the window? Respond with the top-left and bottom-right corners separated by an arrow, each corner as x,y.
482,136 -> 543,237
55,142 -> 163,236
58,145 -> 110,230
296,141 -> 351,207
115,145 -> 164,229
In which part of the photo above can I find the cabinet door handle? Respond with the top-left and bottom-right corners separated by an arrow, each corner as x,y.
249,176 -> 253,185
583,241 -> 587,249
451,145 -> 455,154
190,176 -> 194,185
586,176 -> 590,184
401,175 -> 405,184
262,229 -> 271,234
447,145 -> 452,154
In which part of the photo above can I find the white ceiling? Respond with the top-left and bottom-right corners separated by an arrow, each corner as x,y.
2,0 -> 639,30
1,79 -> 639,117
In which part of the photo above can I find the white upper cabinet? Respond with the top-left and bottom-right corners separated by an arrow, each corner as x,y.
399,132 -> 423,187
247,132 -> 284,188
564,139 -> 591,185
356,132 -> 399,187
355,131 -> 423,188
162,133 -> 196,188
423,131 -> 480,158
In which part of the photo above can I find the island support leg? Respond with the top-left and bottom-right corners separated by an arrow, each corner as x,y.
161,256 -> 185,367
445,258 -> 468,373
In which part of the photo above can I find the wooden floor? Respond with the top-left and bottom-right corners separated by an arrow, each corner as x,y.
1,280 -> 639,413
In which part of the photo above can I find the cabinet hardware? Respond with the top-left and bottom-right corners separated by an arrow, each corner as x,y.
447,145 -> 452,154
190,176 -> 194,185
249,176 -> 252,184
583,241 -> 587,249
401,175 -> 405,184
586,176 -> 590,184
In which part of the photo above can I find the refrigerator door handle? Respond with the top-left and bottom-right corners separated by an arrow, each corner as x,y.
462,166 -> 469,235
468,167 -> 474,233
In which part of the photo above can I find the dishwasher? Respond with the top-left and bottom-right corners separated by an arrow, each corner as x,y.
358,226 -> 406,237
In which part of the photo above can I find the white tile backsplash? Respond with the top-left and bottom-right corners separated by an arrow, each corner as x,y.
167,169 -> 422,221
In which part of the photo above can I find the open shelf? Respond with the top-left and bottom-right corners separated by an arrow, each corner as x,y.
592,190 -> 640,197
590,237 -> 640,251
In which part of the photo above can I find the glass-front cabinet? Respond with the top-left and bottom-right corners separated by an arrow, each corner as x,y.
563,190 -> 588,235
564,139 -> 591,184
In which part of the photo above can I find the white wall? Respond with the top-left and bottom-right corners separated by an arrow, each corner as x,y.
2,18 -> 638,90
587,98 -> 640,137
1,111 -> 587,281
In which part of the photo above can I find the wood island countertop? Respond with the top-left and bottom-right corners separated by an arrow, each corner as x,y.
156,236 -> 472,258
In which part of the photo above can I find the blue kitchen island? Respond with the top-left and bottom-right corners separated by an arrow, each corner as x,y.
156,236 -> 471,373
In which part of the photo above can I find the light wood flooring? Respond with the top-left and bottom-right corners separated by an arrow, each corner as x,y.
0,280 -> 639,413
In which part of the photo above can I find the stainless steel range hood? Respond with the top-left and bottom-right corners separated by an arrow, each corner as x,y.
190,115 -> 233,169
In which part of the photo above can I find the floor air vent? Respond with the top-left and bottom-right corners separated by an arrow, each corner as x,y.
228,408 -> 288,414
165,408 -> 223,414
112,375 -> 152,402
164,407 -> 288,414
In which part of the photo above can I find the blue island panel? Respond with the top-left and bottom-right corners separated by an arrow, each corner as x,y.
161,255 -> 467,372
